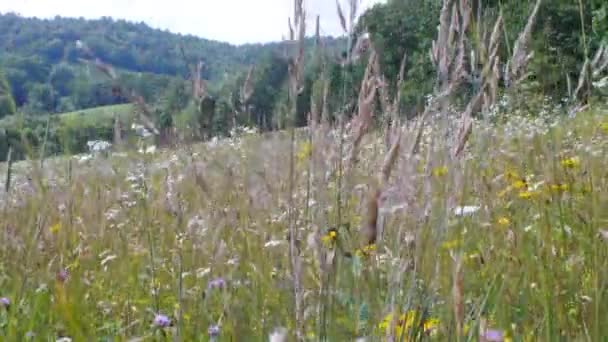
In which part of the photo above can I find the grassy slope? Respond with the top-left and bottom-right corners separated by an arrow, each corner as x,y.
0,103 -> 135,127
0,109 -> 606,340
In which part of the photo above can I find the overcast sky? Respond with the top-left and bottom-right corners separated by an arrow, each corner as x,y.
0,0 -> 385,45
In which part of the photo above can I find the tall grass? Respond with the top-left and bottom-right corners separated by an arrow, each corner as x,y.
1,0 -> 607,341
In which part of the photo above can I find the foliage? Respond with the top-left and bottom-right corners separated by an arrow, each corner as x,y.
0,70 -> 16,118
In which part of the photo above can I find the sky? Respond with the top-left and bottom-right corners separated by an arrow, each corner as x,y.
0,0 -> 385,45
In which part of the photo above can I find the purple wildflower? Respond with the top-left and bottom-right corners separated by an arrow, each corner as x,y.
0,297 -> 9,308
208,324 -> 221,337
482,329 -> 504,342
207,277 -> 226,290
56,269 -> 69,283
153,314 -> 171,328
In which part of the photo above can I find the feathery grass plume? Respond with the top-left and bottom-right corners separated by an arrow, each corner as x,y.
241,65 -> 255,123
113,113 -> 123,147
336,0 -> 347,34
4,146 -> 12,193
286,1 -> 306,339
453,14 -> 502,158
347,49 -> 378,169
77,54 -> 160,136
575,43 -> 608,101
508,0 -> 541,87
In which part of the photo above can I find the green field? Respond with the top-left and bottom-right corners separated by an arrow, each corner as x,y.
0,107 -> 607,341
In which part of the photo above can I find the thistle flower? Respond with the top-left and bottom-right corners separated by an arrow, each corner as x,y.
207,278 -> 226,290
481,328 -> 505,341
153,314 -> 171,328
56,269 -> 69,283
208,324 -> 221,337
0,297 -> 9,308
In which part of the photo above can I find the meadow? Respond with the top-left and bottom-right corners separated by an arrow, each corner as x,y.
0,104 -> 607,341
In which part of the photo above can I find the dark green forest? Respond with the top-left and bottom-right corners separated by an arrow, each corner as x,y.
0,0 -> 607,160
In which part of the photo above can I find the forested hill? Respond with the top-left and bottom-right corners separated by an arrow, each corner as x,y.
0,13 -> 343,113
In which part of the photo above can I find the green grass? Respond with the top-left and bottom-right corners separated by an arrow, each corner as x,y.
0,103 -> 135,129
0,108 -> 607,341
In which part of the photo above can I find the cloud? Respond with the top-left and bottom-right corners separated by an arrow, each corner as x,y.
0,0 -> 385,44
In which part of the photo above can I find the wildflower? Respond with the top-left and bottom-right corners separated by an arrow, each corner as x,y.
264,239 -> 284,248
441,239 -> 461,250
297,141 -> 312,162
600,122 -> 608,133
321,228 -> 338,247
56,269 -> 69,283
208,324 -> 221,337
207,277 -> 226,290
432,166 -> 448,177
50,222 -> 61,234
549,183 -> 569,193
481,328 -> 505,342
379,311 -> 438,338
560,157 -> 580,169
0,297 -> 9,308
269,327 -> 288,342
599,230 -> 608,242
512,179 -> 528,190
497,217 -> 510,226
423,318 -> 440,334
153,314 -> 171,328
518,191 -> 534,199
355,244 -> 376,257
504,170 -> 519,182
453,205 -> 480,216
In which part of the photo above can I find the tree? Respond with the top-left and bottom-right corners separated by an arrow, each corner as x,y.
0,70 -> 17,118
27,83 -> 56,114
49,64 -> 76,97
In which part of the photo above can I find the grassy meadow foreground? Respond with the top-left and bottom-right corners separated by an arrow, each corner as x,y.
1,108 -> 608,341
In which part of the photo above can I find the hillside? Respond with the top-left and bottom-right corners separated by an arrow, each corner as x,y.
0,13 -> 344,113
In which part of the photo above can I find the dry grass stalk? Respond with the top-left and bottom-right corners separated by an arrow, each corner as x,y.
575,43 -> 608,101
453,14 -> 502,157
78,55 -> 160,136
113,114 -> 123,146
451,251 -> 465,338
286,1 -> 306,339
241,66 -> 255,108
508,0 -> 542,87
336,0 -> 348,34
347,49 -> 378,169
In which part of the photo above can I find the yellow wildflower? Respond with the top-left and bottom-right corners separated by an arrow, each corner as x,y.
498,217 -> 511,226
549,183 -> 569,193
518,191 -> 534,199
355,243 -> 376,257
600,122 -> 608,133
560,157 -> 580,169
433,166 -> 448,177
50,222 -> 61,234
379,312 -> 439,338
423,318 -> 440,333
321,229 -> 337,247
504,170 -> 519,182
513,179 -> 528,190
442,239 -> 461,250
297,141 -> 313,162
